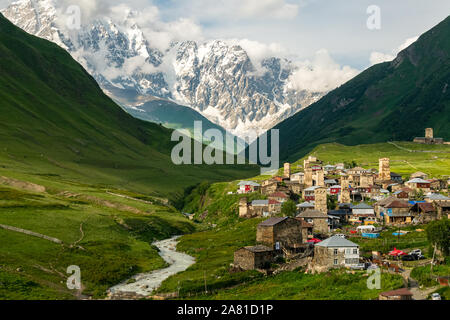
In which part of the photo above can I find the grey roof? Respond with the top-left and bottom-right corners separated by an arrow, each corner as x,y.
316,236 -> 359,248
297,209 -> 327,218
304,186 -> 321,192
407,178 -> 430,184
297,201 -> 315,208
252,200 -> 269,206
351,203 -> 374,210
325,179 -> 337,184
426,194 -> 450,201
258,217 -> 288,227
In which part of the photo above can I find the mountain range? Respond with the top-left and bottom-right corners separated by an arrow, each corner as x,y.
0,12 -> 257,197
1,0 -> 325,138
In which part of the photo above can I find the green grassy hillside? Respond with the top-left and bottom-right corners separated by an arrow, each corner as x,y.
293,142 -> 450,178
0,13 -> 258,198
270,16 -> 450,161
0,13 -> 257,300
0,176 -> 196,299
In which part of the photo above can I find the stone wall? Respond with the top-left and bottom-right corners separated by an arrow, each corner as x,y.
234,249 -> 274,270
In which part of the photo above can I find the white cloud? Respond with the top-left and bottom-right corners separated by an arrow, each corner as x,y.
168,0 -> 301,21
237,0 -> 300,20
286,49 -> 360,93
370,36 -> 419,65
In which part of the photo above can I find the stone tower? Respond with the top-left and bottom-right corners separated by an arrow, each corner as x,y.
283,163 -> 291,179
314,187 -> 328,214
315,169 -> 325,187
239,198 -> 248,218
339,187 -> 351,203
426,128 -> 434,139
304,167 -> 313,188
341,175 -> 350,189
379,158 -> 391,181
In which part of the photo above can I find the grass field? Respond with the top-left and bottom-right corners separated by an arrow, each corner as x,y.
0,174 -> 196,299
195,270 -> 404,300
157,219 -> 264,297
292,142 -> 450,178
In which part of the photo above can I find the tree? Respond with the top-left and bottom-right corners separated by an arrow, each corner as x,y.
281,200 -> 297,217
412,189 -> 425,201
426,218 -> 450,257
327,195 -> 338,210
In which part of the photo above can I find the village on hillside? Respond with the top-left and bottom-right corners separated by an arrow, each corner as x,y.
231,129 -> 450,300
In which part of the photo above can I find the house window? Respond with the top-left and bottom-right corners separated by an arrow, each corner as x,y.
334,249 -> 338,255
345,248 -> 351,254
334,259 -> 338,265
353,249 -> 358,255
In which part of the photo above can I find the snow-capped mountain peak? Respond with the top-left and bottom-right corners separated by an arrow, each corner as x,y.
1,0 -> 324,138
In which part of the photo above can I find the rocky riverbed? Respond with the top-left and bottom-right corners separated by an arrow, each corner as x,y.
108,236 -> 195,299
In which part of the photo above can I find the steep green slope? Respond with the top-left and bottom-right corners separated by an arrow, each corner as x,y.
0,13 -> 257,197
274,16 -> 450,162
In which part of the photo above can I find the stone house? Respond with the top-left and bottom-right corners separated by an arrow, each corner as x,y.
410,202 -> 437,223
285,181 -> 302,194
428,179 -> 446,191
303,186 -> 320,201
393,190 -> 409,199
410,171 -> 429,180
261,180 -> 279,195
297,201 -> 315,212
405,178 -> 431,192
379,288 -> 413,300
239,198 -> 275,218
268,199 -> 282,214
383,200 -> 414,225
435,202 -> 450,219
268,192 -> 289,203
313,236 -> 360,269
374,196 -> 397,219
233,246 -> 275,270
256,217 -> 303,250
251,200 -> 270,217
297,209 -> 329,234
290,172 -> 304,184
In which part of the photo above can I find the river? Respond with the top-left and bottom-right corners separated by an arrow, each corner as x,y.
108,236 -> 195,298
